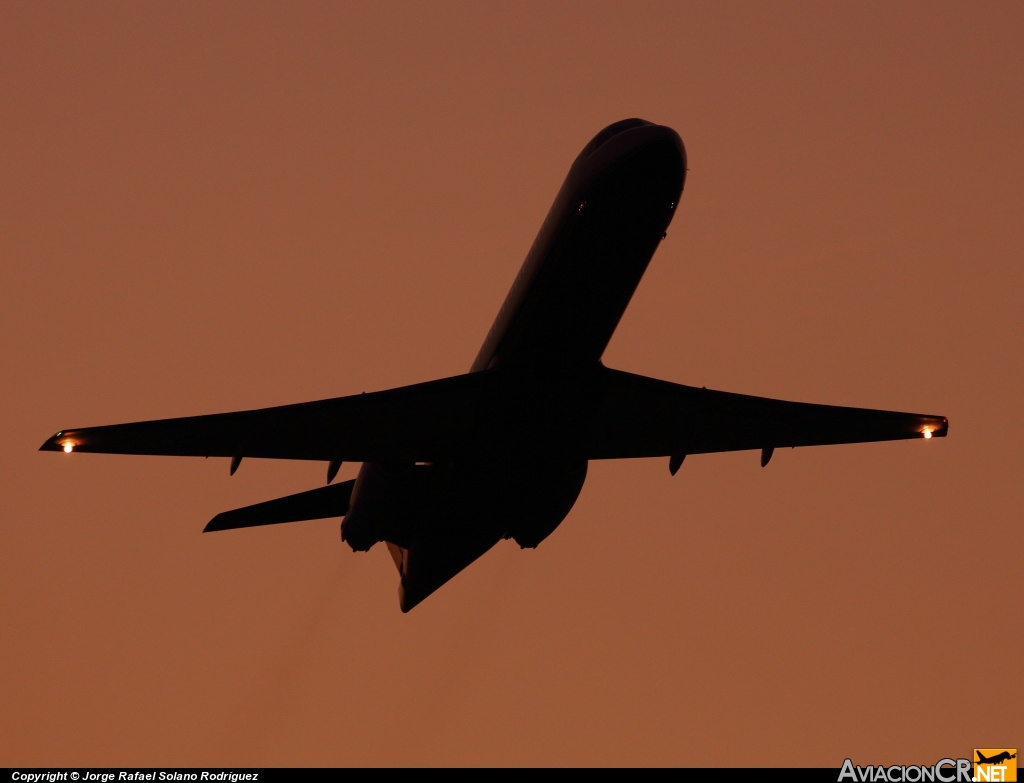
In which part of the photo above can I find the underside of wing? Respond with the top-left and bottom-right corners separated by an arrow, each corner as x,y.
585,366 -> 947,459
40,371 -> 492,463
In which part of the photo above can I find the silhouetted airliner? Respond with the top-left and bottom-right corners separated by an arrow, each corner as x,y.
976,752 -> 1016,765
42,119 -> 948,611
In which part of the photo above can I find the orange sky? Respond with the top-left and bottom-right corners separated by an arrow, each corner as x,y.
2,1 -> 1021,766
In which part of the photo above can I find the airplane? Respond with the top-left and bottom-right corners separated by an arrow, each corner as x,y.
976,752 -> 1017,765
41,118 -> 948,612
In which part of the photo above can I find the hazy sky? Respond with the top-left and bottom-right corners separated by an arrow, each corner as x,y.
2,1 -> 1021,766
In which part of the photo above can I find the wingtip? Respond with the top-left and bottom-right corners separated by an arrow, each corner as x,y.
203,514 -> 228,533
39,432 -> 65,452
923,415 -> 949,439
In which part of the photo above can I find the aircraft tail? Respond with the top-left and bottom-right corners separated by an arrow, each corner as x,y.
386,542 -> 407,575
385,532 -> 501,612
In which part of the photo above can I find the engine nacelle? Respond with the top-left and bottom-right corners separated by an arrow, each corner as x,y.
341,462 -> 429,552
506,460 -> 587,549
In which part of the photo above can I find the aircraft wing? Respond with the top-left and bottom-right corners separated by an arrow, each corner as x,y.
40,371 -> 490,463
585,367 -> 947,459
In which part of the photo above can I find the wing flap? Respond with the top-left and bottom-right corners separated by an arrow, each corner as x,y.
586,367 -> 947,459
41,371 -> 491,463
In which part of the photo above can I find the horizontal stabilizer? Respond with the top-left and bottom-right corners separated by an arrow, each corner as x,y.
205,479 -> 356,532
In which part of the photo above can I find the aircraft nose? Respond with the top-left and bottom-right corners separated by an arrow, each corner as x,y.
577,120 -> 686,177
577,118 -> 654,160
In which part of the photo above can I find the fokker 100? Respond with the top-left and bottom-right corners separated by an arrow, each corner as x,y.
42,119 -> 948,611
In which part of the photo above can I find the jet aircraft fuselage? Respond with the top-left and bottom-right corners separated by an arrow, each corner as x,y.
343,119 -> 685,608
42,119 -> 946,612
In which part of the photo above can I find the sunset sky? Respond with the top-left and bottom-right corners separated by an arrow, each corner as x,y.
2,1 -> 1021,766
